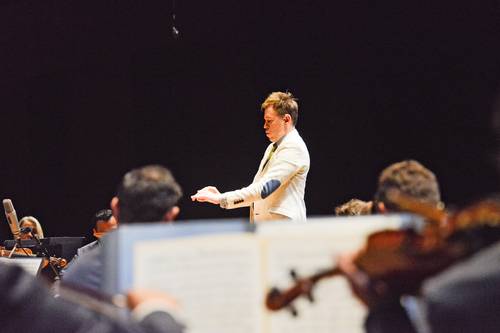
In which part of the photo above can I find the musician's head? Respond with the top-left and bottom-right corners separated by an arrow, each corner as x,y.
374,160 -> 442,212
19,216 -> 44,239
335,198 -> 374,216
111,165 -> 183,223
92,209 -> 118,238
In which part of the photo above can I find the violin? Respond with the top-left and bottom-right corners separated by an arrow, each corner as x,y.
0,244 -> 67,270
265,191 -> 500,313
45,256 -> 68,269
266,267 -> 341,313
0,245 -> 33,257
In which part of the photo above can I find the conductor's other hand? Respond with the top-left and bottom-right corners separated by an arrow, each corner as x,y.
191,186 -> 222,205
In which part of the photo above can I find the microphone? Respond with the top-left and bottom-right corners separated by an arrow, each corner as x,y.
3,199 -> 21,241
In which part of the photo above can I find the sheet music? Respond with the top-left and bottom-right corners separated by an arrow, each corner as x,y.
0,257 -> 43,276
134,234 -> 264,333
125,215 -> 418,333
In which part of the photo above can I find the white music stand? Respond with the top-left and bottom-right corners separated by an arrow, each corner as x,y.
0,256 -> 44,276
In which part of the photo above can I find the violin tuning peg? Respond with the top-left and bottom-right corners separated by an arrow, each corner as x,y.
290,269 -> 298,281
288,304 -> 298,317
306,291 -> 314,303
268,287 -> 281,298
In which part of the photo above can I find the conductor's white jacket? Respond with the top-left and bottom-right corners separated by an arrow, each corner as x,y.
220,128 -> 310,222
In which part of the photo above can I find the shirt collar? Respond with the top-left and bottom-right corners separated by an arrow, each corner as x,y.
273,127 -> 296,148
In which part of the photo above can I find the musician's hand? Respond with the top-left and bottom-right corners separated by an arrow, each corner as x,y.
191,186 -> 222,205
127,289 -> 180,311
337,251 -> 389,308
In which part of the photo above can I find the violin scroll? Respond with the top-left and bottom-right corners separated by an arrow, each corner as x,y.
265,267 -> 340,315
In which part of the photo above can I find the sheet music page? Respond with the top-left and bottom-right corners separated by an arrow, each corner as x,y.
258,216 -> 408,333
0,257 -> 43,276
133,233 -> 264,333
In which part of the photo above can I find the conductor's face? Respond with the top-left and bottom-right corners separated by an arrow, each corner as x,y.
263,106 -> 288,143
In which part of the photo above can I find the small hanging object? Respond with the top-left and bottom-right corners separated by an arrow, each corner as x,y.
172,0 -> 180,39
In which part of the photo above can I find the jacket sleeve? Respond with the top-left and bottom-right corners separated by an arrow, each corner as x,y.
220,144 -> 308,209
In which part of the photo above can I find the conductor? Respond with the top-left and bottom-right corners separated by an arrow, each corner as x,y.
191,91 -> 310,222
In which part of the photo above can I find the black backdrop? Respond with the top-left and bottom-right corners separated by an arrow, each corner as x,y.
1,1 -> 500,240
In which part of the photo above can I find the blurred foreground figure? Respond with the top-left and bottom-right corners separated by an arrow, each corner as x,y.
338,219 -> 500,333
63,165 -> 182,292
0,261 -> 183,333
337,159 -> 500,330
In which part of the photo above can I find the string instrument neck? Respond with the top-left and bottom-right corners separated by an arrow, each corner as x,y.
265,266 -> 341,311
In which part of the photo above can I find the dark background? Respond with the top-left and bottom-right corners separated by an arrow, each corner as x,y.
1,0 -> 500,241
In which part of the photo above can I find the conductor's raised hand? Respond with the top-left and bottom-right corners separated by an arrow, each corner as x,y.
191,186 -> 222,205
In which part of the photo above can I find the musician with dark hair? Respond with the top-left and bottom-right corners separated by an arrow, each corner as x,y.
373,159 -> 443,213
338,170 -> 500,331
62,165 -> 182,292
